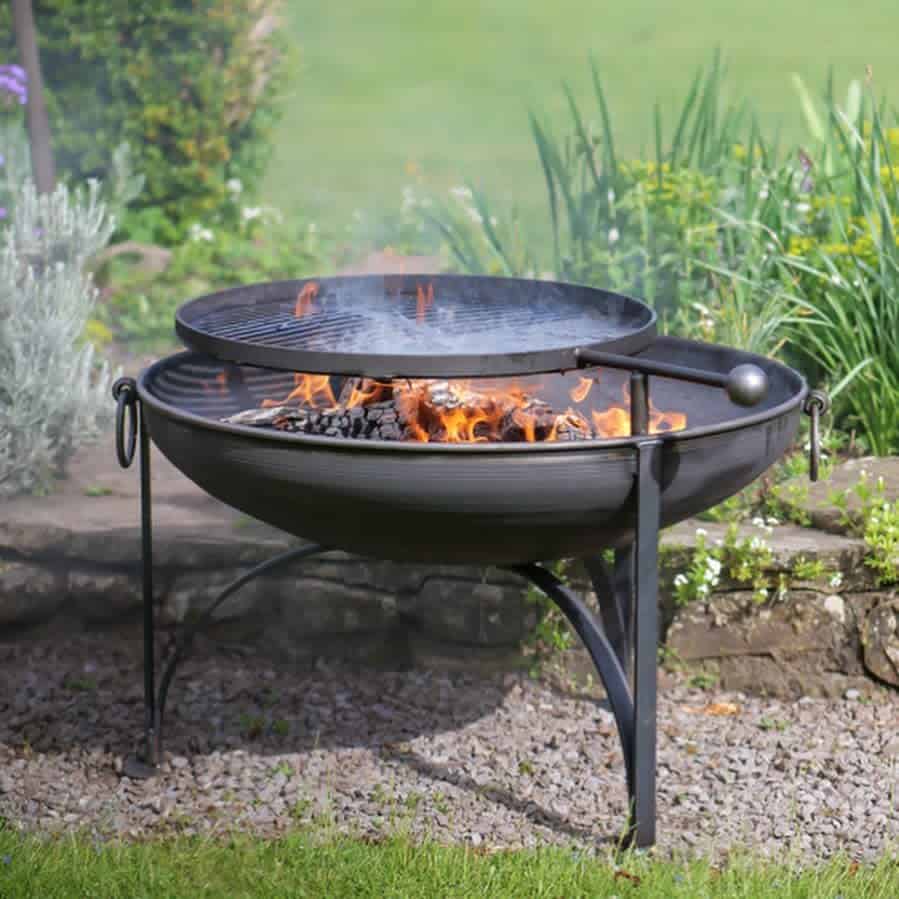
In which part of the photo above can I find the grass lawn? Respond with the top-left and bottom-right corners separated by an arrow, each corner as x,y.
265,1 -> 899,236
1,829 -> 898,898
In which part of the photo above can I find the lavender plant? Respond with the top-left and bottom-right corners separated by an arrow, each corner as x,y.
0,178 -> 116,496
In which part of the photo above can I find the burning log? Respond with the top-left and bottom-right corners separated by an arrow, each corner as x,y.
223,377 -> 593,443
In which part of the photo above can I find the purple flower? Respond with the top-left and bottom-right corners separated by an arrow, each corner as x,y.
0,64 -> 27,105
0,208 -> 6,219
0,64 -> 25,81
0,153 -> 5,166
1,854 -> 11,865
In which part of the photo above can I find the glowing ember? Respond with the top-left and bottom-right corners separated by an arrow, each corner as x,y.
294,282 -> 319,319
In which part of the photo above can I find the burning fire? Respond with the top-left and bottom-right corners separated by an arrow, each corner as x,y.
416,282 -> 434,324
262,373 -> 335,408
570,376 -> 594,403
344,378 -> 390,408
256,371 -> 687,443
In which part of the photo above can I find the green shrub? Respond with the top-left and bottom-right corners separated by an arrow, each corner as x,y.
757,84 -> 899,454
426,57 -> 898,454
0,0 -> 288,244
0,179 -> 115,497
428,54 -> 800,357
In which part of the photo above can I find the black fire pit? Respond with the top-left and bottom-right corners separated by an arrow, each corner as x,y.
112,274 -> 826,848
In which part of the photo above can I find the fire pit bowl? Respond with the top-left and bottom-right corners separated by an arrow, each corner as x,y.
138,335 -> 805,565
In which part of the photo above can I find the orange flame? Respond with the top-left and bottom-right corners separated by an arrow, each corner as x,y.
344,378 -> 389,408
590,385 -> 689,438
650,407 -> 688,433
294,282 -> 319,318
570,377 -> 594,403
203,370 -> 229,396
592,406 -> 631,437
255,370 -> 687,443
262,373 -> 335,408
416,282 -> 434,324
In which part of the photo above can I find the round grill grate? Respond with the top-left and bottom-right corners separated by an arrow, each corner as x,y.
175,274 -> 657,378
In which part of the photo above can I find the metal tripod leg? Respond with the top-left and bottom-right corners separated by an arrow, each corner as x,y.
630,439 -> 662,848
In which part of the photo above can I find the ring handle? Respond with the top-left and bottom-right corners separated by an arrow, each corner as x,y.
112,377 -> 138,468
802,390 -> 830,482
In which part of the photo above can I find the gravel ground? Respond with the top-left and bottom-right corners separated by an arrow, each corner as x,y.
1,633 -> 897,860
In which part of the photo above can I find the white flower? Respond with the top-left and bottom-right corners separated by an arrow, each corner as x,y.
752,516 -> 765,528
750,536 -> 763,550
795,202 -> 811,213
766,517 -> 780,526
188,223 -> 214,243
402,186 -> 417,211
697,583 -> 710,596
450,186 -> 472,200
673,574 -> 688,587
830,273 -> 844,287
226,178 -> 242,195
756,587 -> 769,598
758,187 -> 769,200
607,189 -> 616,204
241,206 -> 262,222
308,222 -> 317,233
829,573 -> 844,589
465,207 -> 483,224
608,227 -> 620,245
695,528 -> 708,538
707,558 -> 723,575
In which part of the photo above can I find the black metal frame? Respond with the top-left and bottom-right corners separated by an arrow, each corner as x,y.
111,370 -> 667,848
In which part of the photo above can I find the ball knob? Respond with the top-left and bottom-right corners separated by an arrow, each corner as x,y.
726,363 -> 768,407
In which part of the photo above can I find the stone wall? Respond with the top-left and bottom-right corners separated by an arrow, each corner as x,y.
660,520 -> 898,697
1,442 -> 896,696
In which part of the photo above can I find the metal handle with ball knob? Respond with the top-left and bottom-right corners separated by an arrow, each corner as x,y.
574,348 -> 769,407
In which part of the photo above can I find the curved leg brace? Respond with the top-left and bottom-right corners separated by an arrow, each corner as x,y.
584,546 -> 634,676
512,563 -> 635,791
